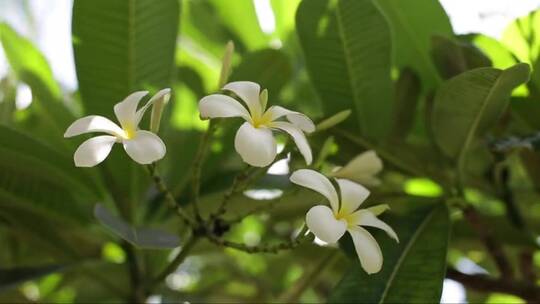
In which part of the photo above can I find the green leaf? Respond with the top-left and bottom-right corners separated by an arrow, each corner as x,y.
469,34 -> 517,70
230,49 -> 292,95
330,204 -> 450,303
500,11 -> 540,65
94,204 -> 180,249
296,0 -> 394,139
433,64 -> 531,161
375,0 -> 453,89
0,125 -> 99,223
389,68 -> 421,139
0,23 -> 73,141
209,0 -> 270,51
0,265 -> 64,292
72,0 -> 180,216
72,0 -> 179,116
431,35 -> 492,79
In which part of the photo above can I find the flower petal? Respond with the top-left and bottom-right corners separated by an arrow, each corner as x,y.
332,151 -> 383,186
336,179 -> 370,215
64,115 -> 124,138
306,205 -> 347,244
73,135 -> 117,167
234,122 -> 277,167
199,94 -> 251,121
290,169 -> 339,212
348,226 -> 383,274
349,210 -> 398,242
113,91 -> 149,129
267,105 -> 315,133
135,88 -> 171,125
223,81 -> 262,118
123,130 -> 166,164
271,121 -> 312,165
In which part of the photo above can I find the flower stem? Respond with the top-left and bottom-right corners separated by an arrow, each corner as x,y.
206,225 -> 311,254
146,164 -> 196,226
278,250 -> 338,302
191,120 -> 219,222
148,234 -> 200,289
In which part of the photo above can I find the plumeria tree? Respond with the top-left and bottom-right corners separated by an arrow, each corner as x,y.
1,0 -> 540,303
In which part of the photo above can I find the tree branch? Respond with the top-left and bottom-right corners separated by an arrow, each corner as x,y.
462,206 -> 514,279
147,164 -> 196,226
148,234 -> 200,289
447,268 -> 540,302
206,226 -> 311,254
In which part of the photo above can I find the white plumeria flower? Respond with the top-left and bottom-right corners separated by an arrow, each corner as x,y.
64,89 -> 170,167
198,81 -> 315,167
330,150 -> 383,186
290,169 -> 398,274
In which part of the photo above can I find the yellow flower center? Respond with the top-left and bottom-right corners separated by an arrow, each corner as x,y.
123,125 -> 137,140
251,111 -> 273,128
335,210 -> 356,227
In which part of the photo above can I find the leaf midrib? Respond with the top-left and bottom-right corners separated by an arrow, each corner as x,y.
457,70 -> 504,176
334,2 -> 364,131
379,1 -> 441,84
378,207 -> 438,303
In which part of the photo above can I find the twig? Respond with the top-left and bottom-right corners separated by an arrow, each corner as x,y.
191,120 -> 219,221
519,251 -> 536,282
462,206 -> 513,279
447,268 -> 540,302
212,166 -> 253,219
333,128 -> 425,178
207,226 -> 311,254
148,235 -> 200,289
146,164 -> 195,226
278,251 -> 338,302
123,242 -> 146,303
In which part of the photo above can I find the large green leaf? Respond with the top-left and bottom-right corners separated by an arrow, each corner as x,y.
72,0 -> 179,116
0,23 -> 73,142
209,0 -> 270,51
500,11 -> 540,65
0,125 -> 99,223
430,35 -> 492,80
329,204 -> 450,303
230,49 -> 291,96
375,0 -> 453,89
432,64 -> 531,161
389,68 -> 421,139
72,0 -> 180,217
94,204 -> 180,249
296,0 -> 393,139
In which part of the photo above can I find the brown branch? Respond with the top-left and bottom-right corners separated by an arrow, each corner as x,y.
462,206 -> 514,279
147,164 -> 196,226
206,226 -> 311,254
148,235 -> 200,290
123,242 -> 146,303
447,268 -> 540,302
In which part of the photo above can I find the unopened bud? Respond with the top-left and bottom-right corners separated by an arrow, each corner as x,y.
259,89 -> 268,110
150,88 -> 171,133
316,109 -> 352,131
218,41 -> 235,88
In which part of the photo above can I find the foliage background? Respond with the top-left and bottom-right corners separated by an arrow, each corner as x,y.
1,0 -> 540,303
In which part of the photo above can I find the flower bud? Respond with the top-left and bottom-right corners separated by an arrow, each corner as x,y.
218,41 -> 235,88
316,109 -> 351,131
150,89 -> 171,133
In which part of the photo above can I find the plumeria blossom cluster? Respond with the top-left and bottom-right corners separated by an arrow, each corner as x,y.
64,79 -> 398,275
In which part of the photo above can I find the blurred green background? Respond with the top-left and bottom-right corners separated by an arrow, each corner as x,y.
2,0 -> 540,303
